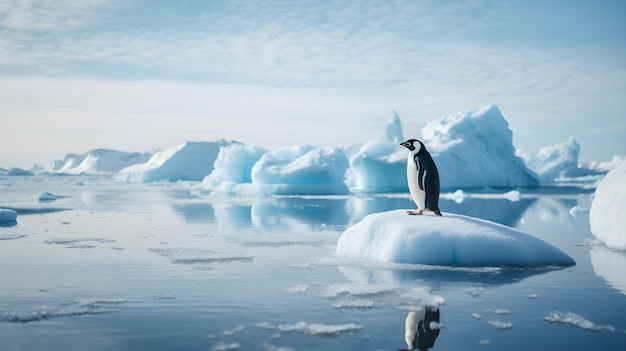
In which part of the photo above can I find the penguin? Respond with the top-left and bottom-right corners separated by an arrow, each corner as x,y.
400,139 -> 442,216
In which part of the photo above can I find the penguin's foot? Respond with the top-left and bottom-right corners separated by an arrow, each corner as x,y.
407,209 -> 423,215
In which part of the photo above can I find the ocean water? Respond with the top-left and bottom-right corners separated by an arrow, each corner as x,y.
1,176 -> 625,351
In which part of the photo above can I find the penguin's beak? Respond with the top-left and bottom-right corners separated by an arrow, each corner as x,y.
400,142 -> 407,148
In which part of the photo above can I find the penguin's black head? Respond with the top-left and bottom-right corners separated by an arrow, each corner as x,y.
400,139 -> 423,152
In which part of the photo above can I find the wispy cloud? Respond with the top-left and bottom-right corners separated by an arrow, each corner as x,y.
0,0 -> 624,167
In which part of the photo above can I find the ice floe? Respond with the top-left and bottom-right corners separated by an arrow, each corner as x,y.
544,311 -> 619,332
336,210 -> 575,267
255,321 -> 363,336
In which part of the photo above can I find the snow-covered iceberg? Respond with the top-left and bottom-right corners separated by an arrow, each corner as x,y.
116,140 -> 236,183
347,105 -> 539,192
44,149 -> 153,175
203,144 -> 350,195
423,104 -> 538,188
521,137 -> 605,183
589,160 -> 626,250
336,210 -> 575,267
346,111 -> 410,193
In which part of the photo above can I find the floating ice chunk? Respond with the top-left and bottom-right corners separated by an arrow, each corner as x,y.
487,320 -> 513,330
589,160 -> 626,250
0,208 -> 18,222
322,282 -> 444,311
38,192 -> 66,202
569,206 -> 589,217
0,299 -> 127,323
286,285 -> 308,294
221,325 -> 245,336
336,210 -> 575,267
544,311 -> 617,332
255,321 -> 363,336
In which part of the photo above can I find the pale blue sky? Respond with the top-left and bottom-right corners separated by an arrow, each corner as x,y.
1,0 -> 624,168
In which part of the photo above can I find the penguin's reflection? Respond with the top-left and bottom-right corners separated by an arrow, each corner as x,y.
399,307 -> 440,351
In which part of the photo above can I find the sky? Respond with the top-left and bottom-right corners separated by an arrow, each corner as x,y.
1,0 -> 625,168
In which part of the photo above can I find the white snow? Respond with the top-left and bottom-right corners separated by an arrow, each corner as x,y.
44,149 -> 153,175
589,160 -> 626,250
203,144 -> 350,195
116,140 -> 236,182
336,210 -> 575,267
0,208 -> 18,222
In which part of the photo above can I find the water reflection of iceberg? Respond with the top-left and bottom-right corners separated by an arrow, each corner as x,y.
172,194 -> 533,234
590,245 -> 626,296
337,264 -> 564,292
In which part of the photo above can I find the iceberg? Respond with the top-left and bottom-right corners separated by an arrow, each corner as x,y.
44,149 -> 153,175
336,210 -> 575,267
589,160 -> 626,250
347,111 -> 409,192
203,144 -> 350,195
521,137 -> 604,183
423,105 -> 538,188
116,140 -> 236,183
347,105 -> 539,192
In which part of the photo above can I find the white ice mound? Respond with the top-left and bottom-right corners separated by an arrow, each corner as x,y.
44,149 -> 153,175
589,160 -> 626,250
423,104 -> 538,188
203,144 -> 349,195
336,210 -> 575,267
0,208 -> 18,222
116,140 -> 236,182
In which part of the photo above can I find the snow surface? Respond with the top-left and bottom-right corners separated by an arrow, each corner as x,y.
0,208 -> 18,222
336,210 -> 575,267
44,148 -> 153,175
589,160 -> 626,250
116,140 -> 236,182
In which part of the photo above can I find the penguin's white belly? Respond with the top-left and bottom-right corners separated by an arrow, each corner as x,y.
407,156 -> 426,210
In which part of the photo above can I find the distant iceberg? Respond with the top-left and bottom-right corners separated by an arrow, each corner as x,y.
590,160 -> 626,250
336,210 -> 575,267
44,149 -> 153,175
203,144 -> 350,195
521,137 -> 606,183
116,140 -> 236,183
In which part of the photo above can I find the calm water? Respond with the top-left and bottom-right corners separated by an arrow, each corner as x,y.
1,176 -> 625,351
